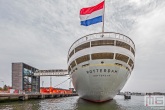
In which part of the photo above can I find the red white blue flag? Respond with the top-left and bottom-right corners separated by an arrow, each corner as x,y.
80,1 -> 104,26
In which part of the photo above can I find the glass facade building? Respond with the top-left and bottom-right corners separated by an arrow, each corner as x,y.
12,63 -> 40,93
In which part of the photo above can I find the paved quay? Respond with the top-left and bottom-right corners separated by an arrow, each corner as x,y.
0,93 -> 78,102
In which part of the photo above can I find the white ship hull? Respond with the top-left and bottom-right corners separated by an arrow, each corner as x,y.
68,32 -> 135,102
71,60 -> 130,102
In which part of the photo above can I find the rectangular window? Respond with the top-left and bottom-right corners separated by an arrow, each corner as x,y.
76,55 -> 90,64
116,41 -> 130,50
70,61 -> 76,68
115,53 -> 129,63
131,47 -> 135,56
69,50 -> 74,58
128,59 -> 133,67
91,40 -> 114,47
91,53 -> 114,60
75,42 -> 90,53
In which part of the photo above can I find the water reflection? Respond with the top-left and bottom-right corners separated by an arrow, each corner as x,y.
0,100 -> 41,110
0,96 -> 150,110
75,98 -> 121,110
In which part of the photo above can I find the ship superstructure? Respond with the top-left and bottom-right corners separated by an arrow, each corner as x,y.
67,32 -> 135,102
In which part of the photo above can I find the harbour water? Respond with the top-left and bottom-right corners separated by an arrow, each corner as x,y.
0,95 -> 159,110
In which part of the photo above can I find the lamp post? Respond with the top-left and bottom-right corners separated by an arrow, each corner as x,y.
42,81 -> 44,87
1,81 -> 4,91
50,76 -> 52,87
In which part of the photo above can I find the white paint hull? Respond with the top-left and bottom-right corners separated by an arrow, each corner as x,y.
71,60 -> 130,102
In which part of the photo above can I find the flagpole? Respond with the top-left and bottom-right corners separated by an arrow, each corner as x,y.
102,0 -> 105,33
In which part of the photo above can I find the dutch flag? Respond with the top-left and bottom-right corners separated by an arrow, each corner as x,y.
80,1 -> 104,26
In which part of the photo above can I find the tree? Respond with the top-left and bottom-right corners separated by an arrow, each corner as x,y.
0,87 -> 2,91
3,85 -> 8,91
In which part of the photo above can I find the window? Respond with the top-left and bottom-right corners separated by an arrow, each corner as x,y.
76,55 -> 90,64
69,50 -> 74,58
75,42 -> 90,53
91,53 -> 114,60
91,40 -> 114,47
70,61 -> 76,68
116,41 -> 130,50
131,47 -> 135,56
128,59 -> 134,67
115,53 -> 129,63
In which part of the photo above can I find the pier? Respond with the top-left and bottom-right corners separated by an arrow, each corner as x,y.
0,62 -> 78,102
0,93 -> 78,102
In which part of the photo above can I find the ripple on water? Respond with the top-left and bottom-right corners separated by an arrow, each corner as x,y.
0,96 -> 153,110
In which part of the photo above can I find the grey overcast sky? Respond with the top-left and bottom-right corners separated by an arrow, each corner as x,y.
0,0 -> 165,92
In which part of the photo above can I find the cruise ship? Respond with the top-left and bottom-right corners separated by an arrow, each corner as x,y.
67,32 -> 135,102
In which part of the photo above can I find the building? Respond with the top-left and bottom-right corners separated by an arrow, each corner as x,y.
12,62 -> 40,93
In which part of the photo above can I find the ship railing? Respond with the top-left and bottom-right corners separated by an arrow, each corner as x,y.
68,32 -> 135,55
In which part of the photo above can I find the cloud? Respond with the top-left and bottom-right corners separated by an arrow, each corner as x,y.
122,1 -> 165,92
0,0 -> 165,92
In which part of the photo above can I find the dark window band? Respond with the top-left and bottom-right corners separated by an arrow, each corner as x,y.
116,41 -> 130,51
115,53 -> 129,63
91,40 -> 114,47
70,61 -> 76,68
68,40 -> 135,61
76,55 -> 90,65
91,53 -> 114,60
75,42 -> 90,53
68,53 -> 134,71
128,59 -> 133,67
